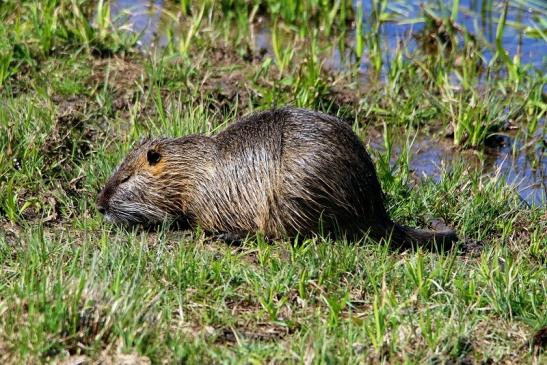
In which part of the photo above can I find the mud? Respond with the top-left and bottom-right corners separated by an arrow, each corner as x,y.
215,322 -> 290,344
89,56 -> 145,111
43,97 -> 95,166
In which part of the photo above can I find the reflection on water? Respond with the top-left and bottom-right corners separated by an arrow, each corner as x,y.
357,0 -> 547,69
401,131 -> 545,206
95,0 -> 546,205
103,0 -> 177,48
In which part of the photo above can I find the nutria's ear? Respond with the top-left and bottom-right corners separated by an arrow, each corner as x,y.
147,149 -> 161,165
137,137 -> 150,146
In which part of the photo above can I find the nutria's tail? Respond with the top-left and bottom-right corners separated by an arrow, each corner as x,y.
381,222 -> 458,251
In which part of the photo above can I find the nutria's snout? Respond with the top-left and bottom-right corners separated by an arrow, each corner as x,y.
95,188 -> 111,217
96,202 -> 106,215
96,205 -> 106,215
96,198 -> 106,219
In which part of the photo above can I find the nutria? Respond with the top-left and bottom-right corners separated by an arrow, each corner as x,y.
96,107 -> 457,249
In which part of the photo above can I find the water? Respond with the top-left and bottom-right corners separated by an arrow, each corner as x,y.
357,0 -> 547,69
95,0 -> 546,205
103,0 -> 178,48
389,129 -> 546,206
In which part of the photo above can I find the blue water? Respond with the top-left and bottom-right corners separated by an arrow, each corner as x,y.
355,0 -> 546,70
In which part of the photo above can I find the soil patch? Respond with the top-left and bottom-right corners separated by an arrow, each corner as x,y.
89,56 -> 145,111
215,322 -> 290,344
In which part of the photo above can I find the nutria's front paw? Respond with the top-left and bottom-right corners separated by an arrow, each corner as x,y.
215,232 -> 246,245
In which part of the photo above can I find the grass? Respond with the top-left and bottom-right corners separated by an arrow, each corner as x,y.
0,0 -> 546,364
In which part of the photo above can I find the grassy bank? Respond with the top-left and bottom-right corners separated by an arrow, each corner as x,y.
0,0 -> 545,364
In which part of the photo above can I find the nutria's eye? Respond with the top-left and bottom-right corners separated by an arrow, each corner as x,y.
120,175 -> 131,183
147,149 -> 161,165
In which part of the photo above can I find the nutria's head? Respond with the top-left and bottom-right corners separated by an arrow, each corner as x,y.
96,137 -> 200,227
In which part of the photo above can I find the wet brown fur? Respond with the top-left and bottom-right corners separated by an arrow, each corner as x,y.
97,108 -> 457,249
